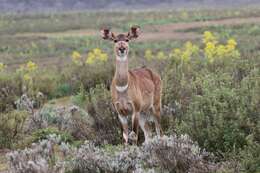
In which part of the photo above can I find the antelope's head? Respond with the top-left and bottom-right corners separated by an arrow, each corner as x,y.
100,26 -> 140,61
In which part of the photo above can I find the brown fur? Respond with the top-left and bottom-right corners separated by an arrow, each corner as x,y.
111,67 -> 163,144
101,26 -> 163,144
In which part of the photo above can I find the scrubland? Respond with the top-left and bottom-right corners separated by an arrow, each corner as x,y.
0,7 -> 259,173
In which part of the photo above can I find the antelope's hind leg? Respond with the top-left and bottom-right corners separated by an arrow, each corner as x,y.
139,112 -> 152,143
153,106 -> 163,137
153,93 -> 163,137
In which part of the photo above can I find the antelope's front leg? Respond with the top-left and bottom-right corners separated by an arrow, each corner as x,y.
118,114 -> 128,145
129,112 -> 140,145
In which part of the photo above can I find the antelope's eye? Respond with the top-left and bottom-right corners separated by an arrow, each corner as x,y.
125,39 -> 129,42
114,40 -> 118,43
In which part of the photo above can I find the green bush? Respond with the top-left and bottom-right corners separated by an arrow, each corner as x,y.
32,72 -> 59,98
161,40 -> 259,172
71,84 -> 87,108
31,127 -> 74,144
179,72 -> 250,153
0,73 -> 22,112
239,139 -> 260,173
0,110 -> 28,148
84,84 -> 121,145
54,83 -> 72,98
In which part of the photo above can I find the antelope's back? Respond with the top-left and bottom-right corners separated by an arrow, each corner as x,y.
129,67 -> 161,94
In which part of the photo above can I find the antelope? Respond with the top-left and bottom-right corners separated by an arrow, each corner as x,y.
101,26 -> 163,145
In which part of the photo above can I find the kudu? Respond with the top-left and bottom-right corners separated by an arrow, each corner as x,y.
101,26 -> 163,145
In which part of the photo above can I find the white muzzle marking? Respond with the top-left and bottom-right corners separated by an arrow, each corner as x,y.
116,83 -> 128,92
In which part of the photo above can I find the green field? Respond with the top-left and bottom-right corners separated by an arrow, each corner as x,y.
0,7 -> 260,173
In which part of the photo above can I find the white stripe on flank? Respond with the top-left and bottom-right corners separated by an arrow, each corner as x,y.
116,84 -> 128,92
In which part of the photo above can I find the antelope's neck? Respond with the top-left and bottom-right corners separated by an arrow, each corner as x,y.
115,55 -> 129,89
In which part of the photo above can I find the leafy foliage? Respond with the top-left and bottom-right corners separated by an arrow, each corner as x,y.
0,110 -> 28,148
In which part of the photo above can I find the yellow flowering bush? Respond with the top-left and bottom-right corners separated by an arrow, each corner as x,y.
17,61 -> 38,82
71,51 -> 82,65
204,42 -> 216,63
26,61 -> 38,72
203,31 -> 218,44
203,31 -> 240,63
156,51 -> 166,60
71,48 -> 108,65
23,73 -> 31,81
0,63 -> 6,72
145,49 -> 169,61
144,49 -> 153,61
225,38 -> 240,58
168,32 -> 239,65
170,41 -> 199,63
86,48 -> 108,65
216,45 -> 226,58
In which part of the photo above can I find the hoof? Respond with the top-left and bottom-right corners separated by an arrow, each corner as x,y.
128,131 -> 138,144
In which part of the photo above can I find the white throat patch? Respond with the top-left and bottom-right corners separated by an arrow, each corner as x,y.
116,55 -> 127,62
116,84 -> 128,92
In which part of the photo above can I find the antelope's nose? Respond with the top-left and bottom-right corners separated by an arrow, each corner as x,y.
119,47 -> 126,53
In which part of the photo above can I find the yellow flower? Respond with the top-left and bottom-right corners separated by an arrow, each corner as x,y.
93,48 -> 102,56
203,31 -> 218,44
99,53 -> 108,62
72,51 -> 81,60
88,52 -> 95,59
225,38 -> 237,52
86,52 -> 95,65
145,49 -> 153,61
172,48 -> 181,57
23,74 -> 31,81
185,41 -> 199,55
181,50 -> 191,62
204,42 -> 216,63
216,45 -> 226,58
156,51 -> 166,60
227,38 -> 237,47
71,51 -> 83,65
86,49 -> 108,65
71,51 -> 82,65
86,57 -> 94,65
169,48 -> 182,62
0,63 -> 5,71
26,61 -> 38,72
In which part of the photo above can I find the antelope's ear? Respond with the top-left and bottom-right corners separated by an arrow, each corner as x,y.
100,28 -> 116,41
127,25 -> 140,40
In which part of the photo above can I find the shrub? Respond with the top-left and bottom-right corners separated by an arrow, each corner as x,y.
26,104 -> 95,141
7,135 -> 222,173
0,110 -> 28,148
54,83 -> 72,98
32,72 -> 59,98
70,135 -> 220,173
161,32 -> 259,172
0,73 -> 22,112
239,139 -> 260,173
6,134 -> 71,173
31,127 -> 74,144
83,84 -> 121,145
63,61 -> 114,92
71,84 -> 87,108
